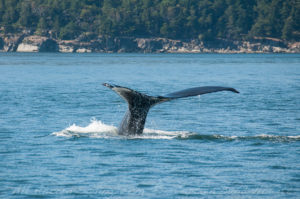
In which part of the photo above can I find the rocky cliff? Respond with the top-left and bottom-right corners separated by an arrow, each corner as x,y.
0,34 -> 299,53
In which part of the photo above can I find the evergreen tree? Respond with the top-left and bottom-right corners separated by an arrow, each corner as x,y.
36,17 -> 47,35
0,0 -> 298,41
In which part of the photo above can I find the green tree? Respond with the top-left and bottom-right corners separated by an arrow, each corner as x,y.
36,17 -> 47,35
282,16 -> 293,40
59,21 -> 80,40
0,0 -> 299,41
18,1 -> 35,28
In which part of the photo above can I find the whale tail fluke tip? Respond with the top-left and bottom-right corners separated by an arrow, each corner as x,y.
230,88 -> 240,93
102,83 -> 114,89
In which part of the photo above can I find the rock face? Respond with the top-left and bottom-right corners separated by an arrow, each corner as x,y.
0,37 -> 4,50
0,34 -> 26,52
40,39 -> 59,52
14,36 -> 58,52
15,36 -> 58,52
0,34 -> 299,53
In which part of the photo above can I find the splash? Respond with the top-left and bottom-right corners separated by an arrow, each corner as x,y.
52,119 -> 118,138
52,119 -> 300,142
52,119 -> 192,139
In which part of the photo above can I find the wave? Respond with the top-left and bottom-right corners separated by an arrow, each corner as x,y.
186,134 -> 300,142
52,119 -> 300,142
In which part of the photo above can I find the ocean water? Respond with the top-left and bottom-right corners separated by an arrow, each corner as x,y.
0,53 -> 299,198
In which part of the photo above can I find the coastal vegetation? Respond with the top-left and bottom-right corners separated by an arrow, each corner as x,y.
0,0 -> 299,41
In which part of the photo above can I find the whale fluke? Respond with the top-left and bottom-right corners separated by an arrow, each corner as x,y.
164,86 -> 239,99
103,83 -> 239,135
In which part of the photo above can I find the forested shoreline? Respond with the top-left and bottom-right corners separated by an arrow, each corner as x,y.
0,0 -> 299,41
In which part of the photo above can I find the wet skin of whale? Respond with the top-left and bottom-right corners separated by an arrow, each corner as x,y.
103,83 -> 239,135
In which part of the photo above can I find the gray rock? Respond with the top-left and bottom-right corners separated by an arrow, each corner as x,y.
0,37 -> 4,50
40,39 -> 59,52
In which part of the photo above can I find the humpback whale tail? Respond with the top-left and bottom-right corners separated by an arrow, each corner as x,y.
103,83 -> 239,135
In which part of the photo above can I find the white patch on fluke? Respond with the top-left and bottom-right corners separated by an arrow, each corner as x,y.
52,119 -> 193,139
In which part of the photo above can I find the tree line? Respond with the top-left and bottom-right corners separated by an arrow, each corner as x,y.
0,0 -> 299,41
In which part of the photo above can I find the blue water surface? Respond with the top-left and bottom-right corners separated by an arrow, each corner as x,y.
0,53 -> 299,198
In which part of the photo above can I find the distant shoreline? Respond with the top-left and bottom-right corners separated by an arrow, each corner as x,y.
1,34 -> 299,53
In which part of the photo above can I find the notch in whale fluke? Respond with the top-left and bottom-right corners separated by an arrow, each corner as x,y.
103,83 -> 239,135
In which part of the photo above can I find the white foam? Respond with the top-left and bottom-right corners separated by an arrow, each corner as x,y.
255,134 -> 300,139
131,128 -> 191,139
52,119 -> 118,138
287,135 -> 300,139
52,119 -> 192,139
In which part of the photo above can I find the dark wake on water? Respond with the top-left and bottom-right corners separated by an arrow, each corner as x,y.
52,119 -> 300,142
